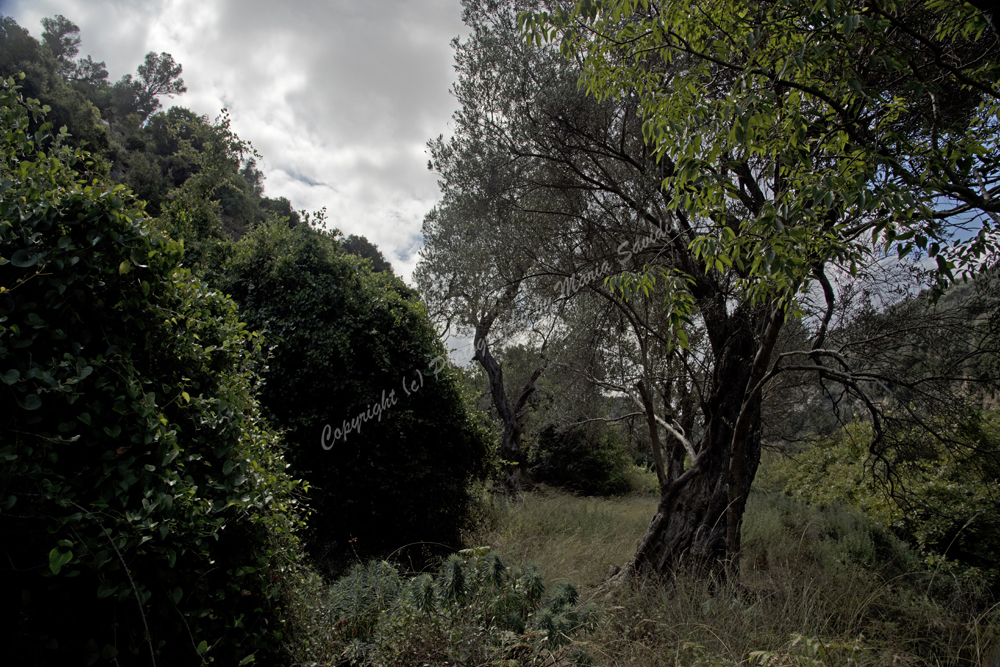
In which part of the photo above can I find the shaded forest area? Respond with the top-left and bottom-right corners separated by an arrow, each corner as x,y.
2,2 -> 1000,666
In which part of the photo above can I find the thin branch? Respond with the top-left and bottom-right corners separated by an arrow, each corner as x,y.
68,502 -> 157,667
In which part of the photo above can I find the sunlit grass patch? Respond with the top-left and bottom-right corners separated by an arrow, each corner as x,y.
465,486 -> 658,592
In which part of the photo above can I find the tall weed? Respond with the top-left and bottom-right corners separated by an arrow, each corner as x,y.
586,491 -> 998,667
465,486 -> 658,590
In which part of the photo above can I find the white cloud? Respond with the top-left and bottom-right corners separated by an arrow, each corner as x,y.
4,0 -> 467,283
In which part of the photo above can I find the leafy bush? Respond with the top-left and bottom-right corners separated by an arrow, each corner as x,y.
213,221 -> 492,564
314,548 -> 595,666
526,423 -> 634,496
0,78 -> 304,665
769,415 -> 1000,595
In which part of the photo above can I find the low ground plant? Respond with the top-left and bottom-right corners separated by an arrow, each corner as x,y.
284,546 -> 597,666
281,475 -> 998,666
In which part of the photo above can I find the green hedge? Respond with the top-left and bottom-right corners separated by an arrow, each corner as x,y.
0,78 -> 304,665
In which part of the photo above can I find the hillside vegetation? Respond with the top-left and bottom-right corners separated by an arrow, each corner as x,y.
2,3 -> 999,666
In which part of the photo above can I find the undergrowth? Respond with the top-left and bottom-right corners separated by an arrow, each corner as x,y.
589,492 -> 999,667
284,546 -> 596,666
283,486 -> 998,666
463,483 -> 658,591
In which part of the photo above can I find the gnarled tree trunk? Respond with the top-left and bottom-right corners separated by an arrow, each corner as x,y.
474,331 -> 543,502
613,302 -> 776,583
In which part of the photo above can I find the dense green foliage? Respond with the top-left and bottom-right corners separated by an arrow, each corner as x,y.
110,109 -> 300,247
0,16 -> 109,153
1,11 -> 492,570
213,221 -> 492,563
767,415 -> 1000,592
525,0 -> 1000,294
341,233 -> 394,273
2,4 -> 999,665
0,13 -> 500,657
288,548 -> 596,666
0,13 -> 189,135
0,80 -> 304,665
0,13 -> 299,256
756,277 -> 1000,594
526,424 -> 634,496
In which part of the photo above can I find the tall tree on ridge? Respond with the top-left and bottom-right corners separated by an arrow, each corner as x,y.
113,51 -> 186,122
40,14 -> 80,77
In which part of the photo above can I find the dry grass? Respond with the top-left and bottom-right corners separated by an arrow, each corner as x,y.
285,479 -> 998,666
464,485 -> 658,593
462,485 -> 1000,667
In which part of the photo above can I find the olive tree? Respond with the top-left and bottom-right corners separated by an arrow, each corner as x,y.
523,0 -> 999,579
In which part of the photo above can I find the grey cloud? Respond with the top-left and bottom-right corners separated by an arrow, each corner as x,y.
4,0 -> 466,283
208,0 -> 464,148
281,168 -> 329,189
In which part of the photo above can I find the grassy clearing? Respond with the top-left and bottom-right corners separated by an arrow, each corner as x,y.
464,484 -> 659,592
285,477 -> 998,666
588,492 -> 997,667
463,486 -> 999,667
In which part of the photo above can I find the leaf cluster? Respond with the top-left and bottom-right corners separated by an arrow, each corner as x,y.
525,0 -> 1000,308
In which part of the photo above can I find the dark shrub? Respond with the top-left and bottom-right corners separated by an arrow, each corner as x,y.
0,79 -> 303,665
526,423 -> 633,496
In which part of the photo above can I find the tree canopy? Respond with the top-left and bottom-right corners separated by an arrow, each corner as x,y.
114,51 -> 187,122
522,0 -> 1000,293
413,0 -> 1000,582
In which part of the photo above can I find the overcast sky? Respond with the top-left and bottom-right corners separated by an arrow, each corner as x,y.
1,0 -> 468,284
